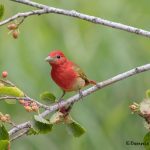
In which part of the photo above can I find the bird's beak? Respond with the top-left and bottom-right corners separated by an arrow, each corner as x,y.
45,56 -> 55,62
45,56 -> 54,62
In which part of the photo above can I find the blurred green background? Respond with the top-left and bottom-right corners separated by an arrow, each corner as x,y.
0,0 -> 150,150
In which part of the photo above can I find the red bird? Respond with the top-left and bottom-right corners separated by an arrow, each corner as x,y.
45,50 -> 96,99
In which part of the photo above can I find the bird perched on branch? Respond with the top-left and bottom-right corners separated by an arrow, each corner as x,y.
45,50 -> 96,99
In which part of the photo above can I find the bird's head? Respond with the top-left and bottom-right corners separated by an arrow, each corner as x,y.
45,50 -> 67,66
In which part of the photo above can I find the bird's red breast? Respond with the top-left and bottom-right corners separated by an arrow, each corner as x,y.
51,61 -> 80,91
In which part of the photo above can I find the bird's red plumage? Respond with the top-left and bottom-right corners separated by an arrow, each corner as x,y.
48,50 -> 80,91
47,50 -> 96,92
51,60 -> 78,91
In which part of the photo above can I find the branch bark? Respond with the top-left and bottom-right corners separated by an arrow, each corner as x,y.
8,63 -> 150,139
0,0 -> 150,38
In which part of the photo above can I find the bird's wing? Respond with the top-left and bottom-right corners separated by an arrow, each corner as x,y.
73,64 -> 90,84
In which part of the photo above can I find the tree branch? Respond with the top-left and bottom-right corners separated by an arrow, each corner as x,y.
0,0 -> 150,38
0,9 -> 47,26
10,129 -> 29,142
8,63 -> 150,139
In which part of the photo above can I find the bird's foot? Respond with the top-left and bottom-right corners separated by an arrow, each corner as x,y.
56,99 -> 73,116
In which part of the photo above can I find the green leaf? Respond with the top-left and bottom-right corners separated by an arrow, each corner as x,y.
0,86 -> 24,97
0,4 -> 4,20
66,120 -> 86,137
40,92 -> 56,103
33,115 -> 53,134
146,89 -> 150,99
33,121 -> 53,134
0,125 -> 9,140
34,115 -> 50,124
0,140 -> 9,150
143,132 -> 150,150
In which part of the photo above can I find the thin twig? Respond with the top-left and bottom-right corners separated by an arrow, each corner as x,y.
8,63 -> 150,138
0,0 -> 150,38
16,16 -> 26,26
8,121 -> 18,127
0,96 -> 49,109
0,79 -> 15,86
0,9 -> 45,26
0,78 -> 49,109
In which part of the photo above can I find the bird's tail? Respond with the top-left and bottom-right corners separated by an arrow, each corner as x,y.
85,79 -> 97,86
89,80 -> 97,85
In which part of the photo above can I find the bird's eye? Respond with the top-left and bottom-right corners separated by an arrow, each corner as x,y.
57,55 -> 61,59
